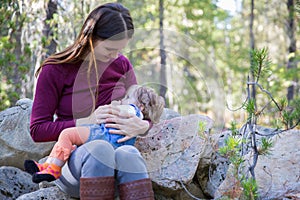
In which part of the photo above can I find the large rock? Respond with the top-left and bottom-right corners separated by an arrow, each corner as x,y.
159,108 -> 181,120
214,129 -> 300,199
16,185 -> 73,200
135,114 -> 214,197
196,131 -> 230,198
0,98 -> 55,169
0,102 -> 216,199
0,166 -> 39,200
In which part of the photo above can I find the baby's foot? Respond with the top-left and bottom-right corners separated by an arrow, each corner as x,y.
24,160 -> 49,175
32,163 -> 61,183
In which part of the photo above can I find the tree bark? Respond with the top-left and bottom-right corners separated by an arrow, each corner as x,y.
249,0 -> 256,100
248,0 -> 259,180
159,0 -> 167,104
10,6 -> 22,105
42,0 -> 58,59
286,0 -> 297,102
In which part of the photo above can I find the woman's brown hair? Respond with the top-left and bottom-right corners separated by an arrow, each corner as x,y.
35,2 -> 134,77
35,3 -> 134,114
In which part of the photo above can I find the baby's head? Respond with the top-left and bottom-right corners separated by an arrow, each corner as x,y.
123,85 -> 165,123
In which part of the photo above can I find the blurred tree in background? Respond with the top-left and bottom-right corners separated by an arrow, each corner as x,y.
0,0 -> 299,129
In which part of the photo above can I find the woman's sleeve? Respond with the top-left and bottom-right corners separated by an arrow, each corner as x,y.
122,56 -> 137,89
30,65 -> 75,142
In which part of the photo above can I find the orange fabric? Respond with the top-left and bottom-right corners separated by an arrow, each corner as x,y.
37,163 -> 62,179
35,161 -> 49,171
49,126 -> 90,162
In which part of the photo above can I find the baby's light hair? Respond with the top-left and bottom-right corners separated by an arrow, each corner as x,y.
133,86 -> 165,123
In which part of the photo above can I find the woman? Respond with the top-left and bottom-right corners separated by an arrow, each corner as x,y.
30,2 -> 154,199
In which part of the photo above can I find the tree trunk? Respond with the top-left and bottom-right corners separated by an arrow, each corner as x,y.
159,0 -> 167,105
10,7 -> 22,105
286,0 -> 297,102
249,0 -> 256,100
248,0 -> 258,180
42,0 -> 58,59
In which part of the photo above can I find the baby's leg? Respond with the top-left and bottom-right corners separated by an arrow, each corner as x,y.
25,127 -> 90,176
24,160 -> 48,175
32,127 -> 90,183
48,126 -> 90,163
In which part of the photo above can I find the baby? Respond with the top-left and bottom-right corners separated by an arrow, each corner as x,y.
24,85 -> 165,183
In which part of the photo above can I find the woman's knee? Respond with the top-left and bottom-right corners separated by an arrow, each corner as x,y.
115,145 -> 141,161
115,145 -> 147,173
82,140 -> 115,167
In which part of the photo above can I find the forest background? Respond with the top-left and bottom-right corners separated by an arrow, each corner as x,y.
0,0 -> 299,129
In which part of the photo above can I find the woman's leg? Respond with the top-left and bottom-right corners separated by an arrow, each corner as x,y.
115,145 -> 154,200
115,145 -> 148,183
55,140 -> 115,198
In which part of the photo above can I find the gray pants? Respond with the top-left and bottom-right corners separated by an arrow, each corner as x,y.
55,140 -> 149,198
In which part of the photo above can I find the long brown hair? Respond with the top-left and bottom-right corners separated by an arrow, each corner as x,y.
35,2 -> 134,77
35,3 -> 134,115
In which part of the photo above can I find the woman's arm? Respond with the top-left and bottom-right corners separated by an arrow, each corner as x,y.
75,113 -> 97,126
30,65 -> 75,142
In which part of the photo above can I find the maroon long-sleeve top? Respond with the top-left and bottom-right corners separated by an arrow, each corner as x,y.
30,55 -> 137,142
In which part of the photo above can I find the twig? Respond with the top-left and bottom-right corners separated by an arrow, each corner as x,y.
180,180 -> 203,200
247,82 -> 281,111
255,100 -> 271,116
226,97 -> 249,112
248,124 -> 258,179
255,119 -> 300,137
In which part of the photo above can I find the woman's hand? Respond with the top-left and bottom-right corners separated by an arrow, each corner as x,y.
76,102 -> 120,126
104,106 -> 150,143
78,103 -> 150,142
93,101 -> 121,124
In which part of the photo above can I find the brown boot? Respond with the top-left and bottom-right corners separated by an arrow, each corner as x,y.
80,176 -> 115,200
119,178 -> 154,200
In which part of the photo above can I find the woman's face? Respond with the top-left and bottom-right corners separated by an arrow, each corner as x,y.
93,38 -> 129,62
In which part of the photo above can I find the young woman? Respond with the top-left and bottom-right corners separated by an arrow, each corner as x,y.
29,3 -> 157,199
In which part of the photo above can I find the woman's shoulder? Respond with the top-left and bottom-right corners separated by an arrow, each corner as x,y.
109,54 -> 133,72
113,54 -> 132,67
41,61 -> 81,75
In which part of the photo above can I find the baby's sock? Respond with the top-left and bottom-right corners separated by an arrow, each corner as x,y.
32,163 -> 62,183
24,160 -> 49,175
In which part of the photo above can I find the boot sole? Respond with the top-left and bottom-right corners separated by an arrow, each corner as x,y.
24,160 -> 39,175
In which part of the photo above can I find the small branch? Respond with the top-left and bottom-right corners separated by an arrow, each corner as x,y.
255,100 -> 271,116
180,180 -> 202,200
247,82 -> 281,111
240,123 -> 249,157
255,119 -> 300,137
56,0 -> 65,11
226,97 -> 249,112
248,125 -> 258,179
